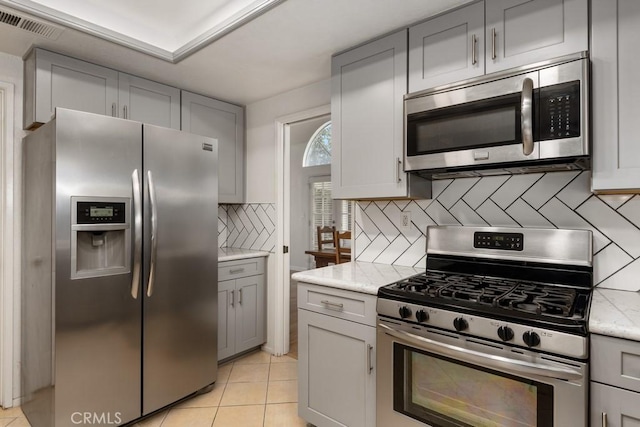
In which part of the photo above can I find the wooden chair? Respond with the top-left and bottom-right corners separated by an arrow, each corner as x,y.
316,225 -> 336,251
334,230 -> 352,264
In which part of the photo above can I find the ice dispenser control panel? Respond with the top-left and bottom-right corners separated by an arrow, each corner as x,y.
76,201 -> 126,224
71,197 -> 130,280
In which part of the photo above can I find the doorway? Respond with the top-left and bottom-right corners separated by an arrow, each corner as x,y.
275,105 -> 330,358
287,114 -> 330,358
0,80 -> 16,408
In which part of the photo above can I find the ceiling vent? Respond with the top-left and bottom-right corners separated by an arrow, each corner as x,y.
0,8 -> 63,40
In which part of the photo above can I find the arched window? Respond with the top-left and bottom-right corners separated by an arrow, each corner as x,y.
302,121 -> 331,167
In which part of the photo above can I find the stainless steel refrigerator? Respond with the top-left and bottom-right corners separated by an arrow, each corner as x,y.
22,108 -> 218,426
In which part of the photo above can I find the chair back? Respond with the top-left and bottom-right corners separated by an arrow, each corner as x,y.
316,225 -> 336,251
334,230 -> 352,264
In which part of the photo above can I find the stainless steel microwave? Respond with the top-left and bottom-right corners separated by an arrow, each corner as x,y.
404,52 -> 589,179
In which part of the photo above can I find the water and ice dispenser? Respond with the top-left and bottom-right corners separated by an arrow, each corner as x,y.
71,197 -> 131,279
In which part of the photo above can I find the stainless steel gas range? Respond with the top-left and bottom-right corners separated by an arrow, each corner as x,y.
377,226 -> 593,427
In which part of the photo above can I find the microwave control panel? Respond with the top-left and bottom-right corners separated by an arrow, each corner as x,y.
474,232 -> 524,251
538,81 -> 581,140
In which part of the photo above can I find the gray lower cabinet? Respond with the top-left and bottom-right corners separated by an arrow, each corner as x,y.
591,383 -> 640,427
181,91 -> 245,203
297,283 -> 376,427
218,258 -> 266,361
23,48 -> 180,130
590,334 -> 640,426
591,0 -> 640,192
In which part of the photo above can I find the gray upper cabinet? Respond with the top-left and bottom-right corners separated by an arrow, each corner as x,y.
408,0 -> 588,93
409,1 -> 484,93
181,91 -> 245,203
485,0 -> 588,74
24,48 -> 118,129
332,30 -> 430,199
117,73 -> 180,129
591,0 -> 640,192
24,48 -> 180,130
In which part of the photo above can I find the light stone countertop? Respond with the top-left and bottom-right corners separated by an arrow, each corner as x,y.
218,247 -> 270,262
589,288 -> 640,342
291,261 -> 424,295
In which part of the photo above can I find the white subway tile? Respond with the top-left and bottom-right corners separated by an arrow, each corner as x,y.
505,199 -> 554,228
491,173 -> 544,209
521,171 -> 580,209
593,244 -> 633,285
577,197 -> 640,258
462,175 -> 509,209
539,198 -> 610,253
555,171 -> 591,209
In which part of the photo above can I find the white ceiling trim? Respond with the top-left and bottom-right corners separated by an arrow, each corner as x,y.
0,0 -> 285,62
173,0 -> 285,62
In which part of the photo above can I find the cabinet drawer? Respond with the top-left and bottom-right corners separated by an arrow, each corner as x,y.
218,257 -> 265,281
592,334 -> 640,393
297,283 -> 377,327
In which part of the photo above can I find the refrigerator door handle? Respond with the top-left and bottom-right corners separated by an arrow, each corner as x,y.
131,169 -> 142,299
147,170 -> 159,297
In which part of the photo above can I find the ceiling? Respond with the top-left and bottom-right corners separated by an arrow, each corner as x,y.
0,0 -> 473,105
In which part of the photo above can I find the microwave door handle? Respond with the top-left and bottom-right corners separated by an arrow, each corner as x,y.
521,77 -> 534,156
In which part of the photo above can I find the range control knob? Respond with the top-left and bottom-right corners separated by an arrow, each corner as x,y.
399,306 -> 412,319
523,331 -> 541,347
497,326 -> 514,342
453,317 -> 468,332
415,309 -> 429,323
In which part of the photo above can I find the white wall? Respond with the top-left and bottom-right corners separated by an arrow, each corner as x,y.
0,51 -> 26,405
245,78 -> 330,354
245,79 -> 330,203
289,115 -> 330,272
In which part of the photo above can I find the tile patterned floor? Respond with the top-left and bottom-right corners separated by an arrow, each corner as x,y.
0,351 -> 307,427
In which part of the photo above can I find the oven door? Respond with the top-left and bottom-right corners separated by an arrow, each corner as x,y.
377,319 -> 587,427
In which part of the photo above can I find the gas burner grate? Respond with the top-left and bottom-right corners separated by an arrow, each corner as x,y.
497,285 -> 577,316
390,271 -> 582,318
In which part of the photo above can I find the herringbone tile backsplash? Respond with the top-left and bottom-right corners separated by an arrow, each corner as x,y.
218,204 -> 276,253
354,171 -> 640,291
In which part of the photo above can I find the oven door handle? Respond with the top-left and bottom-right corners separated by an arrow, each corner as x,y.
379,324 -> 583,381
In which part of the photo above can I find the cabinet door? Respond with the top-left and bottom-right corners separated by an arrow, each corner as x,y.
235,275 -> 265,354
485,0 -> 588,74
409,1 -> 484,92
181,91 -> 245,203
218,280 -> 236,361
331,30 -> 409,199
590,382 -> 640,427
30,49 -> 118,126
591,0 -> 640,192
118,73 -> 180,129
298,309 -> 376,427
